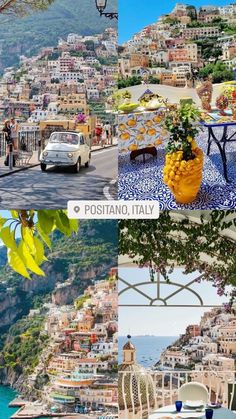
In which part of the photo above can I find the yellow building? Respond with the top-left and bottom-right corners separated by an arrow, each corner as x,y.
39,116 -> 97,144
57,93 -> 89,115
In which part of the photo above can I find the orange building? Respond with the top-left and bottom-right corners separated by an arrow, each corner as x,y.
130,53 -> 149,68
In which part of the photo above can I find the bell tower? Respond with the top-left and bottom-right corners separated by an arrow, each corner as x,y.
122,335 -> 136,364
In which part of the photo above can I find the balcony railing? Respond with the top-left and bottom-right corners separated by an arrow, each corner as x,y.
119,370 -> 236,417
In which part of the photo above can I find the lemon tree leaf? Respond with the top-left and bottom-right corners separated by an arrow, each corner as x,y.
54,211 -> 71,235
38,210 -> 54,235
0,217 -> 7,229
0,226 -> 17,251
69,219 -> 79,233
43,210 -> 58,217
8,249 -> 31,279
10,211 -> 19,219
22,227 -> 35,253
18,241 -> 45,276
33,236 -> 46,265
37,226 -> 51,249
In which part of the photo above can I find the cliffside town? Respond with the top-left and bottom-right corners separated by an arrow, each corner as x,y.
119,2 -> 236,87
0,27 -> 117,131
159,306 -> 236,372
3,271 -> 118,417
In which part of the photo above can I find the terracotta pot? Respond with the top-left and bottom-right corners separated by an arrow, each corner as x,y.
163,147 -> 204,204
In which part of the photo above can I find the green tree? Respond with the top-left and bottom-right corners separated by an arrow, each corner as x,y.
0,0 -> 54,15
0,210 -> 78,279
118,76 -> 142,89
199,62 -> 234,83
148,75 -> 160,84
186,5 -> 197,21
163,16 -> 178,25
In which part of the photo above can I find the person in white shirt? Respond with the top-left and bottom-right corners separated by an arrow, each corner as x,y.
103,121 -> 111,145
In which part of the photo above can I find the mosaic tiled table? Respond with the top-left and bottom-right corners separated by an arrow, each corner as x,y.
118,109 -> 167,160
118,126 -> 236,209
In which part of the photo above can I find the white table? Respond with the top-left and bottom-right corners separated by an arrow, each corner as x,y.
149,404 -> 236,418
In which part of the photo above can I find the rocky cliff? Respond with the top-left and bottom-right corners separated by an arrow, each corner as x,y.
0,220 -> 117,333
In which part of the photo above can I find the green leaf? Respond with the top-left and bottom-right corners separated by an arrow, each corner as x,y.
69,219 -> 79,233
37,226 -> 51,249
33,236 -> 46,265
54,211 -> 71,236
38,211 -> 54,235
10,211 -> 19,219
0,217 -> 7,229
18,241 -> 45,277
8,249 -> 31,279
0,226 -> 17,251
22,227 -> 35,253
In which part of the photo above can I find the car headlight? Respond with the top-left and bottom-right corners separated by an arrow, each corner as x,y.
43,151 -> 48,157
68,153 -> 73,158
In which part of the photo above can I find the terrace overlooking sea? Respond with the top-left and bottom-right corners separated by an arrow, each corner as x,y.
118,336 -> 177,367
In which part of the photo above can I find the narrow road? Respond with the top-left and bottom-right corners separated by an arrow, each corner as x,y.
0,147 -> 117,209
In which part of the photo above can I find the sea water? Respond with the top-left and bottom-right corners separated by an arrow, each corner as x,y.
119,335 -> 177,367
0,386 -> 19,419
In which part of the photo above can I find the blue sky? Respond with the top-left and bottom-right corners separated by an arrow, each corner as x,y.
119,0 -> 232,43
119,268 -> 230,336
0,211 -> 32,241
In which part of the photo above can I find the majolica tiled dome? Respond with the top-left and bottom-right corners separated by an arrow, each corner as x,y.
118,336 -> 155,416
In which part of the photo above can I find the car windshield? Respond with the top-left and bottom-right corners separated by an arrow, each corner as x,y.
49,133 -> 79,145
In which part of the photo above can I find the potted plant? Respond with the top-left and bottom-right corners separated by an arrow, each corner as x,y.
222,82 -> 236,119
163,103 -> 204,204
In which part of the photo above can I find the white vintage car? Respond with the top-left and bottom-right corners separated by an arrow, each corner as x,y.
40,131 -> 91,173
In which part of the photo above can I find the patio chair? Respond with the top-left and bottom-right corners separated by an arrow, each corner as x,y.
178,382 -> 209,404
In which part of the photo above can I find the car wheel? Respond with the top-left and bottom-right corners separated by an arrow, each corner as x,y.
41,163 -> 47,172
72,158 -> 81,173
85,154 -> 91,168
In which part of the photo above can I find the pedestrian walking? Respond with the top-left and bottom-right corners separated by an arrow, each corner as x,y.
2,120 -> 11,143
2,120 -> 15,167
10,117 -> 18,150
95,122 -> 103,146
103,120 -> 111,145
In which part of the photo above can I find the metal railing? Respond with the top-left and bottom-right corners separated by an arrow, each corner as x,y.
119,370 -> 236,417
0,132 -> 7,157
18,130 -> 41,152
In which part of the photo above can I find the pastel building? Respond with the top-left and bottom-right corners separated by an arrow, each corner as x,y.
218,319 -> 236,355
160,349 -> 191,369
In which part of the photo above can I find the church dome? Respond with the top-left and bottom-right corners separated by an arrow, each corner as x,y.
118,336 -> 156,418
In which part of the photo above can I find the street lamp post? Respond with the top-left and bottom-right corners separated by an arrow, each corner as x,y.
95,0 -> 118,19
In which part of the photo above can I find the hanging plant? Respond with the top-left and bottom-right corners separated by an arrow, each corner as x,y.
119,211 -> 236,308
